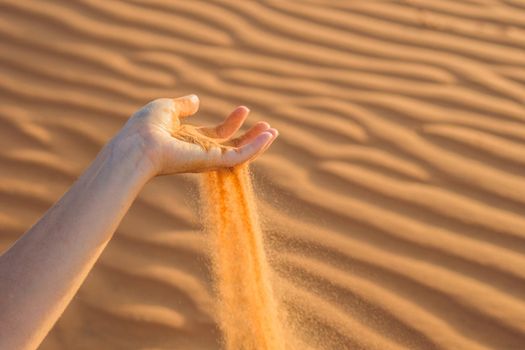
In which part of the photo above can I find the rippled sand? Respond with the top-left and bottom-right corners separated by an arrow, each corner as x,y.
0,1 -> 524,349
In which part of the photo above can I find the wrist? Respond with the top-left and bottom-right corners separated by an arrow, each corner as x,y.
109,133 -> 157,184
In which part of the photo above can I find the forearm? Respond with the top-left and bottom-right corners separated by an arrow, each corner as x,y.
0,95 -> 276,350
0,137 -> 151,350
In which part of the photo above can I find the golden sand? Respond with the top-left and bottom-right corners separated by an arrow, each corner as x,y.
2,1 -> 525,349
173,124 -> 224,151
201,166 -> 284,350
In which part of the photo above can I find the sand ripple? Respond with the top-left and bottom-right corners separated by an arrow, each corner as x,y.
0,1 -> 524,349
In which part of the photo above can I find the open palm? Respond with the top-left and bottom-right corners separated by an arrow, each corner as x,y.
119,95 -> 278,176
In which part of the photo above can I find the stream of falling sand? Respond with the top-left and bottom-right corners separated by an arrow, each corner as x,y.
201,165 -> 284,350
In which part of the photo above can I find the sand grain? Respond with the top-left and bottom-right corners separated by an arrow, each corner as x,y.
0,0 -> 523,349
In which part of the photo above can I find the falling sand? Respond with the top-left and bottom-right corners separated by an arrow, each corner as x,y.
173,124 -> 285,349
5,2 -> 525,349
201,166 -> 284,350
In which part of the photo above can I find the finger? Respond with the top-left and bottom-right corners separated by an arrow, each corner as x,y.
185,130 -> 277,172
220,131 -> 276,167
258,128 -> 279,154
230,121 -> 270,147
199,106 -> 249,139
172,94 -> 200,119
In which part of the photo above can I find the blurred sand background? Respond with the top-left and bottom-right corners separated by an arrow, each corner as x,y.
0,0 -> 525,349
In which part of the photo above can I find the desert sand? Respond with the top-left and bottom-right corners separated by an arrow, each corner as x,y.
0,0 -> 524,349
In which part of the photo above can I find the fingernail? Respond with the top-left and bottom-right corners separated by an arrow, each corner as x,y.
184,94 -> 199,105
267,128 -> 279,138
261,131 -> 274,140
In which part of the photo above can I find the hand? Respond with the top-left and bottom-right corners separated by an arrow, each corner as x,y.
115,95 -> 278,177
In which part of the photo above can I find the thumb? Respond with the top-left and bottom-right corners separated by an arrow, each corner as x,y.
173,94 -> 200,120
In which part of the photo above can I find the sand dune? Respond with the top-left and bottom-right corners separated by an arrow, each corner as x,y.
0,0 -> 524,349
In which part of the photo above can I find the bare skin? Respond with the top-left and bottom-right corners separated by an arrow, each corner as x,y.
0,95 -> 278,350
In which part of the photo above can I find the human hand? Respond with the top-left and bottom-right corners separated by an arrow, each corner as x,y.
115,95 -> 278,177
